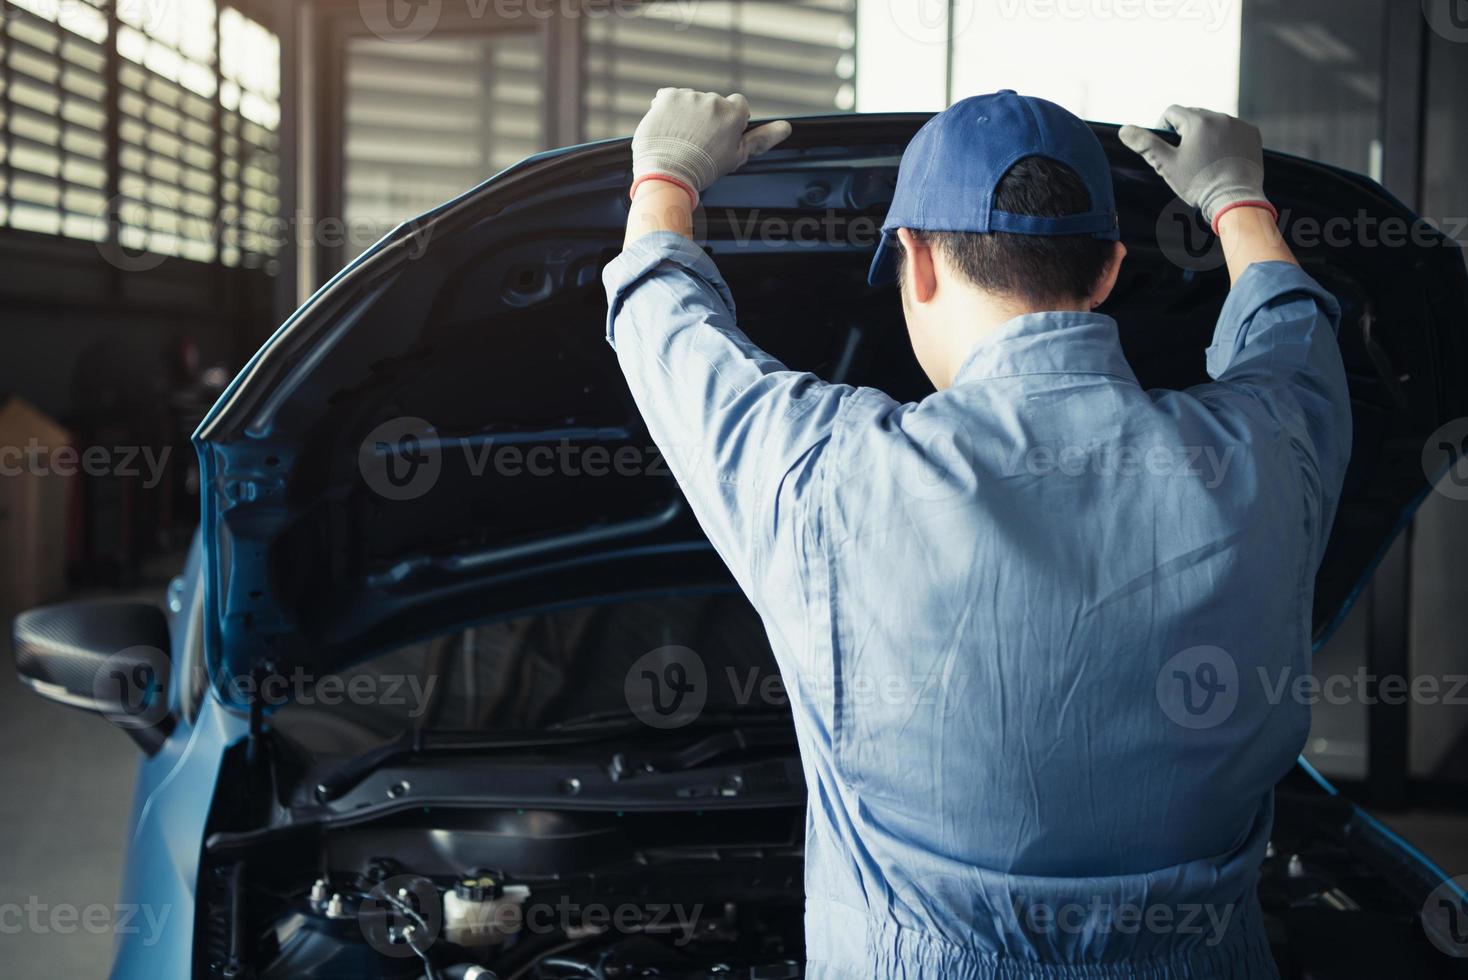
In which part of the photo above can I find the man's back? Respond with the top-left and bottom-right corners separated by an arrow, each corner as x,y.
606,90 -> 1351,978
818,310 -> 1324,880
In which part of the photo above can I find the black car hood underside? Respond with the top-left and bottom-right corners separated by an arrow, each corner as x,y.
193,114 -> 1468,698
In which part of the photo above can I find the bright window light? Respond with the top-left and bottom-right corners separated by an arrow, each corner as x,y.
858,0 -> 1241,125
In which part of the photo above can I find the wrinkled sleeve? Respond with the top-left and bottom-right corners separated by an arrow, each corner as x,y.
1190,260 -> 1353,553
602,231 -> 853,595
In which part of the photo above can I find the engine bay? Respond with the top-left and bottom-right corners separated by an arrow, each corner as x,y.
193,759 -> 1468,979
198,803 -> 807,980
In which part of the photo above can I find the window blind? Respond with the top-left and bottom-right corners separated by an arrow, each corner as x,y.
582,0 -> 856,141
0,0 -> 280,269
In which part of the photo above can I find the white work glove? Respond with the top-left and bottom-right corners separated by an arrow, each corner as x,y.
630,88 -> 792,207
1119,106 -> 1275,232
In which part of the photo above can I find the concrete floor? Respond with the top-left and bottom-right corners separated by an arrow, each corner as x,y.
0,589 -> 152,978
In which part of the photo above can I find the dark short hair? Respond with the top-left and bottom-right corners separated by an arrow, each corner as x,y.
896,156 -> 1115,307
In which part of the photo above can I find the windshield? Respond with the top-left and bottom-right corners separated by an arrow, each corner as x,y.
270,590 -> 785,759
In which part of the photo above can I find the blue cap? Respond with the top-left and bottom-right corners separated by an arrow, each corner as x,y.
868,90 -> 1119,286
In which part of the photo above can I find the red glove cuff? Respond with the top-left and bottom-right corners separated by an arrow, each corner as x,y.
1211,199 -> 1278,235
630,174 -> 698,208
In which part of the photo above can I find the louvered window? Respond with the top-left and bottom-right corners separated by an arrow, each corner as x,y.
220,6 -> 280,270
342,32 -> 546,262
0,0 -> 280,268
582,0 -> 856,142
115,0 -> 218,262
2,0 -> 110,238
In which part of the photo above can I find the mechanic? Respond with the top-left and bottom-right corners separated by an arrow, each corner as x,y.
602,88 -> 1351,978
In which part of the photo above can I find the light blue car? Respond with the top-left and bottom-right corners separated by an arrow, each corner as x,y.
12,115 -> 1468,979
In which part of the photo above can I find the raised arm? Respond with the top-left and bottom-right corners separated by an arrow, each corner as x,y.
604,90 -> 854,597
1122,107 -> 1352,553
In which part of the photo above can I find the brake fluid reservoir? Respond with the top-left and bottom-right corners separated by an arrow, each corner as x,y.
442,870 -> 529,947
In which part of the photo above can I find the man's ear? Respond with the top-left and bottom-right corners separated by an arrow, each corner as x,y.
1089,240 -> 1127,309
896,228 -> 938,304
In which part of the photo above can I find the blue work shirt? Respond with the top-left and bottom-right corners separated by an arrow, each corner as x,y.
603,232 -> 1351,979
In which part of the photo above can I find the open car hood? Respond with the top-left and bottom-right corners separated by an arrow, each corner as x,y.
194,114 -> 1468,704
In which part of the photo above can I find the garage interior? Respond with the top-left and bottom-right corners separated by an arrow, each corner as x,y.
1,0 -> 1466,974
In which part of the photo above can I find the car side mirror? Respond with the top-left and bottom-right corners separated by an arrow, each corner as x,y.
12,599 -> 174,755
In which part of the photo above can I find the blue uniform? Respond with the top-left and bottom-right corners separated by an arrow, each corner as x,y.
603,231 -> 1351,979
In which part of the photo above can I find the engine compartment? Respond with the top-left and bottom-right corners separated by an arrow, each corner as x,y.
198,803 -> 807,980
194,770 -> 1468,980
